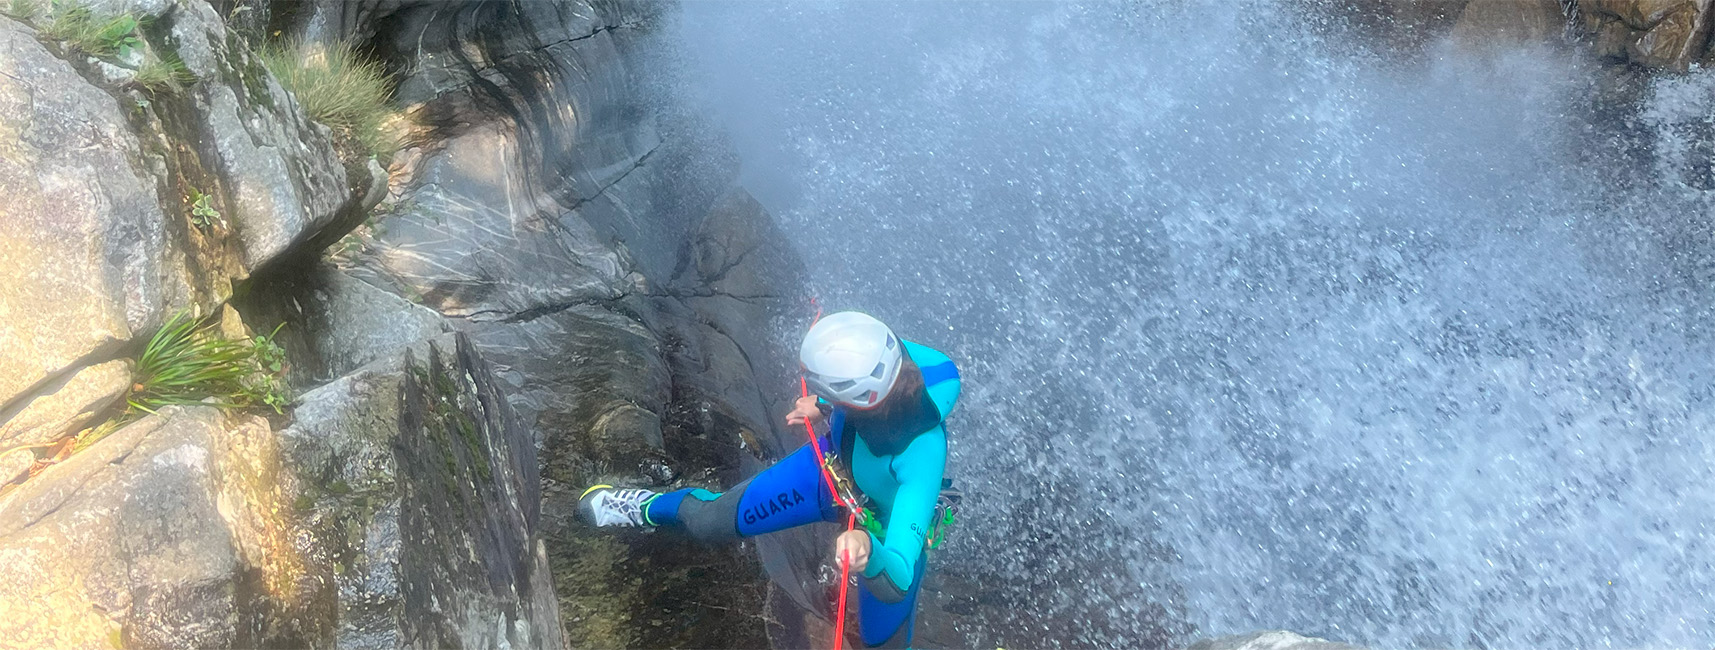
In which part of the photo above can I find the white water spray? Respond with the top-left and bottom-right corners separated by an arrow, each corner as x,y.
667,2 -> 1715,647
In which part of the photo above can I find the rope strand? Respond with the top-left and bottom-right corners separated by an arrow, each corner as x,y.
800,302 -> 856,649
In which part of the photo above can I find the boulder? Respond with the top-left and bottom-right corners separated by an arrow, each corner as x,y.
1583,0 -> 1711,67
279,333 -> 563,650
0,332 -> 564,649
0,0 -> 372,451
0,18 -> 185,411
163,0 -> 357,268
0,407 -> 251,649
1450,0 -> 1567,48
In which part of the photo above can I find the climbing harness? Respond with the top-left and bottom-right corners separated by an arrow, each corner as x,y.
927,482 -> 962,550
852,480 -> 962,550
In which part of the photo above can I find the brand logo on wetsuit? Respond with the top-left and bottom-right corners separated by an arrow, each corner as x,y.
743,489 -> 807,525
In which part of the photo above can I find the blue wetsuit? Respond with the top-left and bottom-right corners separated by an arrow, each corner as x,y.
643,341 -> 960,649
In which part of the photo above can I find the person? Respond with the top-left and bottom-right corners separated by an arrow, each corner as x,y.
578,311 -> 960,649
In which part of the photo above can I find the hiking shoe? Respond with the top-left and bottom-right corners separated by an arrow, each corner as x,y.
578,484 -> 659,528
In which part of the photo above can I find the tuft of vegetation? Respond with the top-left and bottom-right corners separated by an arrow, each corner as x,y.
3,0 -> 41,21
73,312 -> 290,453
42,1 -> 142,58
127,311 -> 288,413
186,187 -> 222,229
135,52 -> 194,93
260,40 -> 402,158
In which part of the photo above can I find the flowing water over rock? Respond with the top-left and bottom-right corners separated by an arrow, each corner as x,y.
668,1 -> 1715,648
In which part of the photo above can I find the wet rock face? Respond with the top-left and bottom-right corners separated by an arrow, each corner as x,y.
1340,0 -> 1715,69
1449,0 -> 1567,48
293,0 -> 809,645
1580,0 -> 1710,67
280,334 -> 561,650
1187,630 -> 1367,650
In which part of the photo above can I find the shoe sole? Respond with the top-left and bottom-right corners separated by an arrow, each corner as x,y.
580,484 -> 614,500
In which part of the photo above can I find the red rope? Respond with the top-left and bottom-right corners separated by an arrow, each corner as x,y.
799,302 -> 856,649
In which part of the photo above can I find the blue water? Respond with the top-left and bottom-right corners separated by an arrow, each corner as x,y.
668,2 -> 1715,648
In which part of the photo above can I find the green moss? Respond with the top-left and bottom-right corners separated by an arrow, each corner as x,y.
228,33 -> 276,111
454,408 -> 491,481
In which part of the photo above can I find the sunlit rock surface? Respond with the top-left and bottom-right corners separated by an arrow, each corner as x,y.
0,0 -> 372,468
0,333 -> 562,649
0,407 -> 251,649
0,17 -> 180,412
0,360 -> 131,450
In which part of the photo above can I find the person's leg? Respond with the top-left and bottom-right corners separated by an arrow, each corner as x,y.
857,549 -> 928,648
643,440 -> 840,543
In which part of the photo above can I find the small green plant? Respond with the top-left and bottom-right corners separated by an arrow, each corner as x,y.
187,188 -> 221,229
130,311 -> 261,412
75,312 -> 293,451
259,40 -> 402,158
134,52 -> 194,93
3,0 -> 41,21
252,323 -> 286,374
247,323 -> 290,414
43,1 -> 141,58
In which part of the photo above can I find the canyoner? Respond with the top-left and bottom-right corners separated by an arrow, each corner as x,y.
579,310 -> 962,648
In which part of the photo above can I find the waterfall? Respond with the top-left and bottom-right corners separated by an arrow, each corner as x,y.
665,1 -> 1715,647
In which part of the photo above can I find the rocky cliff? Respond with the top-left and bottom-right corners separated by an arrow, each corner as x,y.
1339,0 -> 1715,70
0,0 -> 808,648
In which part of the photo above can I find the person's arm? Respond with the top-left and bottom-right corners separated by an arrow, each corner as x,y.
860,429 -> 947,602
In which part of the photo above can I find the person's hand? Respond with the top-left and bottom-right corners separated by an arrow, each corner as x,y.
785,395 -> 824,428
834,529 -> 871,573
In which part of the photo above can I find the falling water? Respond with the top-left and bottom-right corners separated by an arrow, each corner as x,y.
663,1 -> 1715,648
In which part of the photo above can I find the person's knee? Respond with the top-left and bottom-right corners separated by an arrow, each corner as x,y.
676,486 -> 744,543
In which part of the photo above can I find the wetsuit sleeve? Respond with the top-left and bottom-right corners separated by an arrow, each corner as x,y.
861,429 -> 946,601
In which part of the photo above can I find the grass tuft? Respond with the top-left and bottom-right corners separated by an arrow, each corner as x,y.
73,311 -> 290,453
260,40 -> 402,159
130,311 -> 255,412
135,52 -> 194,93
42,1 -> 141,58
3,0 -> 40,21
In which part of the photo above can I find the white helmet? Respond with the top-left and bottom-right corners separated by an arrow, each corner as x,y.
800,311 -> 903,409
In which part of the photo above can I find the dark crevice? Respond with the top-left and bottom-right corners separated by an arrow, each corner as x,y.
565,141 -> 661,212
451,294 -> 630,325
696,239 -> 757,287
488,21 -> 645,69
0,342 -> 131,425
